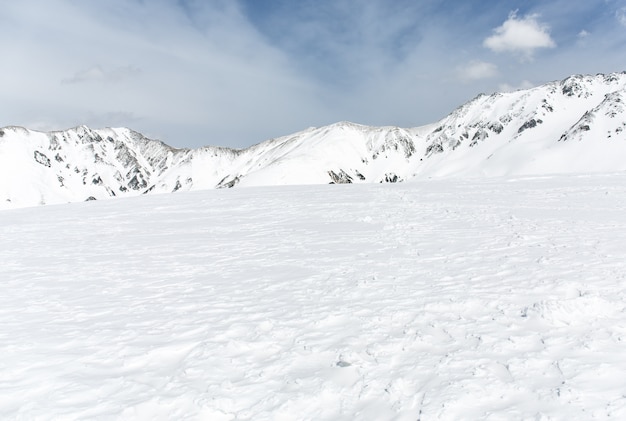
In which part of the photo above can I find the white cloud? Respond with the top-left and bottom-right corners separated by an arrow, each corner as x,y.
62,65 -> 141,84
617,8 -> 626,27
2,1 -> 624,149
499,80 -> 536,93
483,11 -> 556,60
578,30 -> 590,39
0,0 -> 469,148
0,0 -> 325,148
457,60 -> 498,81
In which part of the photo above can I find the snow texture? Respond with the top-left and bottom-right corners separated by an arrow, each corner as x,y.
2,72 -> 626,209
1,174 -> 626,420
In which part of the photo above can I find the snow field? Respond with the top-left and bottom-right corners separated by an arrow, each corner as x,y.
1,174 -> 626,420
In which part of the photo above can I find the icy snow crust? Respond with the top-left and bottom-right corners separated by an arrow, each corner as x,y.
1,174 -> 626,419
2,72 -> 626,209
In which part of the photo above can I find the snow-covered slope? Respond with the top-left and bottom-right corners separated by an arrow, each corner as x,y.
0,123 -> 421,208
2,175 -> 626,419
417,72 -> 626,177
0,126 -> 189,208
2,71 -> 626,208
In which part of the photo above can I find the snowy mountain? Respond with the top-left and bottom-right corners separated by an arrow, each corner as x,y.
2,71 -> 626,208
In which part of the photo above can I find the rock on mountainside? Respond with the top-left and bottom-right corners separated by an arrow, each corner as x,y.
417,72 -> 626,177
0,123 -> 422,208
1,72 -> 626,209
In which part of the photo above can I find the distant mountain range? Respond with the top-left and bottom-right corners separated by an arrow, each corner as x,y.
1,71 -> 625,209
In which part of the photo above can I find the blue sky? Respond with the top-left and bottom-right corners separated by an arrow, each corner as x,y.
1,0 -> 625,148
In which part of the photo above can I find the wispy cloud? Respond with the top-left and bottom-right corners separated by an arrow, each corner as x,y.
62,65 -> 141,85
484,11 -> 556,60
242,1 -> 427,88
577,30 -> 590,39
85,110 -> 142,127
457,61 -> 498,81
1,1 -> 625,148
617,7 -> 626,27
499,80 -> 536,92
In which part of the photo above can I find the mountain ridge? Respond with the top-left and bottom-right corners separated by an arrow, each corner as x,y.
2,71 -> 626,209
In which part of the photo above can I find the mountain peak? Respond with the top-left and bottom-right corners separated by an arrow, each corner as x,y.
2,71 -> 626,209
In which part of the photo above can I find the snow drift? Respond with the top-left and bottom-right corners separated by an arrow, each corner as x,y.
2,175 -> 626,419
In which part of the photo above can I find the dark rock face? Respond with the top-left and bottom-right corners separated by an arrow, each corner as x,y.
426,143 -> 444,155
128,174 -> 147,190
384,173 -> 400,183
126,168 -> 148,190
328,170 -> 353,184
216,176 -> 240,189
562,77 -> 583,97
542,99 -> 554,113
562,84 -> 576,97
517,119 -> 543,134
488,122 -> 504,134
469,129 -> 489,147
561,76 -> 591,99
34,151 -> 51,167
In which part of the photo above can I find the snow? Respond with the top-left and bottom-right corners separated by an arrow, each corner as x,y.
2,173 -> 626,420
2,72 -> 626,210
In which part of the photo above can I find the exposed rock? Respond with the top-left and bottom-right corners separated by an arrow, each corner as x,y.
384,173 -> 400,183
541,99 -> 554,112
488,122 -> 504,134
328,170 -> 353,184
217,176 -> 240,189
34,151 -> 51,167
470,129 -> 489,147
517,119 -> 543,134
2,71 -> 626,209
128,174 -> 147,190
426,142 -> 443,155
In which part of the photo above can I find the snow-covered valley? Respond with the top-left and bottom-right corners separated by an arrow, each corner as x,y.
2,174 -> 625,420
